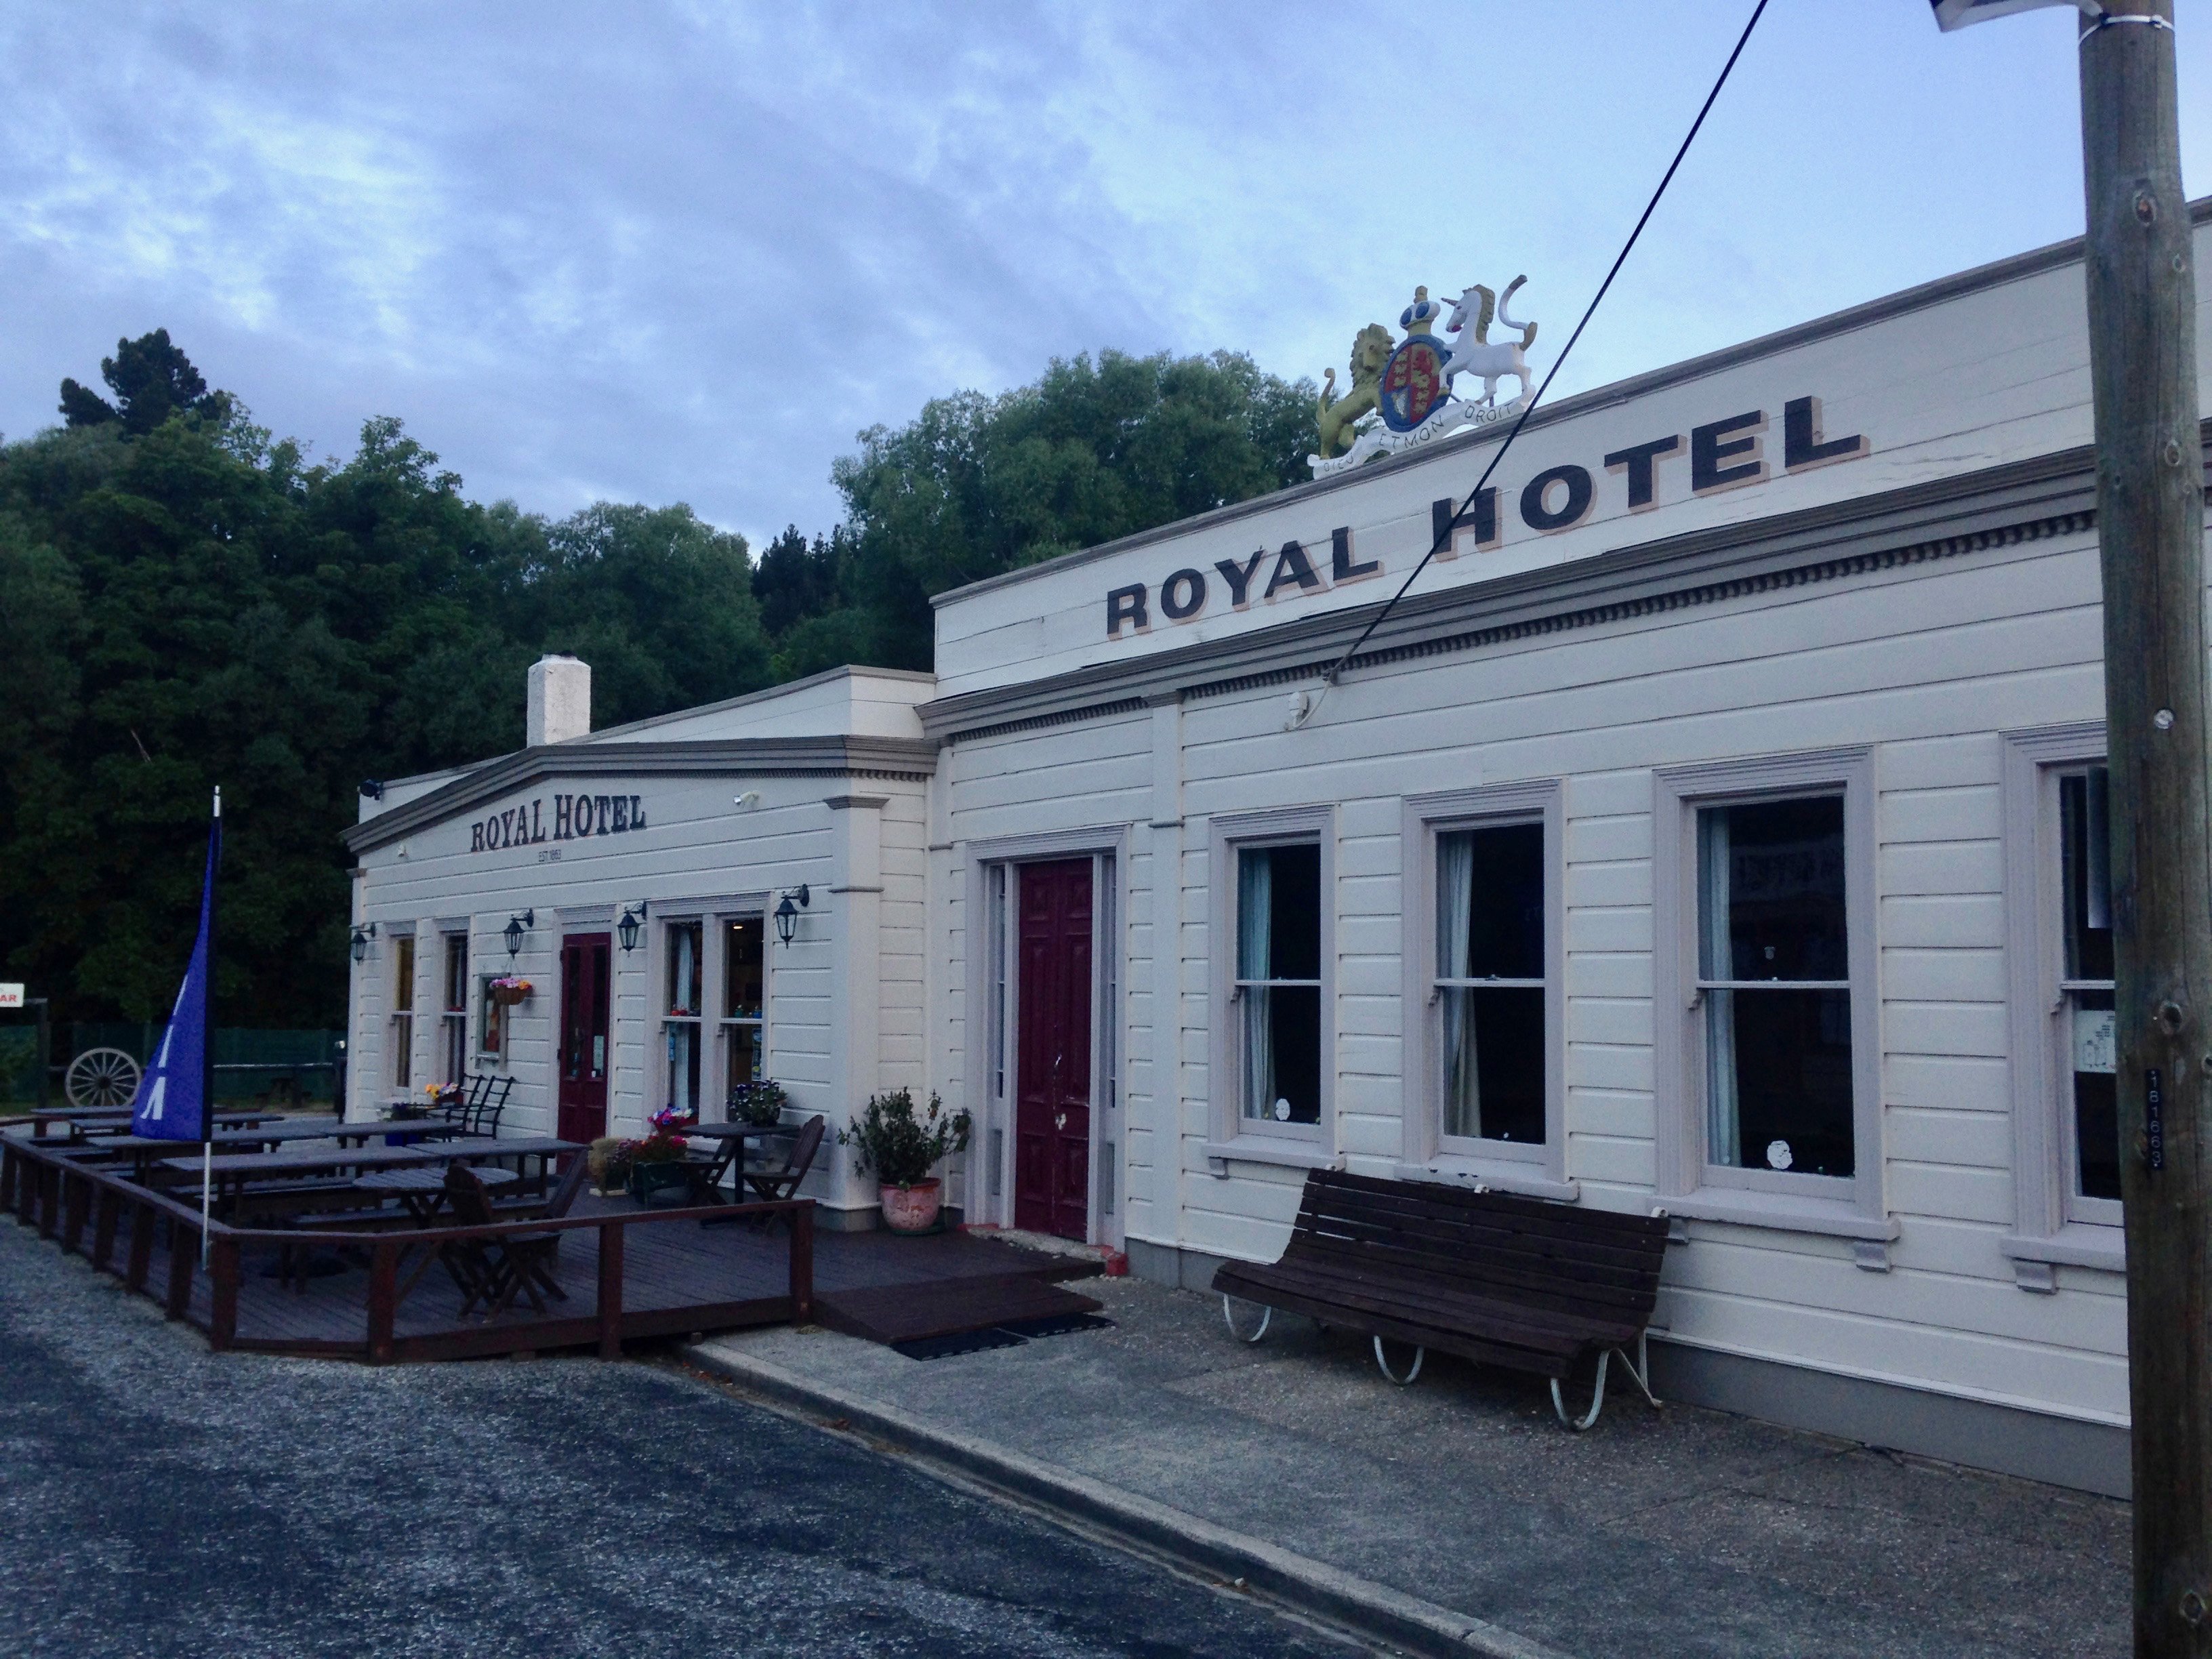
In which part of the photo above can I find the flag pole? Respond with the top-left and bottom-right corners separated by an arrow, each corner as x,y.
201,785 -> 220,1268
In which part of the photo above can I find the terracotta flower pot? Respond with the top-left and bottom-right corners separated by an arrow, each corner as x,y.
880,1179 -> 942,1234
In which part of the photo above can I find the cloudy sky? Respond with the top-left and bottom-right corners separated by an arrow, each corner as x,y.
3,2 -> 2207,548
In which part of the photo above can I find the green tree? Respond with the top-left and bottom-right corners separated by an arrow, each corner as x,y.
58,329 -> 233,434
829,348 -> 1315,668
751,524 -> 846,639
1,328 -> 1311,1032
0,349 -> 774,1029
530,501 -> 773,724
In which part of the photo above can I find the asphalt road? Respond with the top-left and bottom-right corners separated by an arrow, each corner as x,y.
0,1223 -> 1361,1658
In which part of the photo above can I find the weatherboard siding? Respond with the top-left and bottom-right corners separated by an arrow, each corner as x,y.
1133,519 -> 2130,1425
938,713 -> 1152,1242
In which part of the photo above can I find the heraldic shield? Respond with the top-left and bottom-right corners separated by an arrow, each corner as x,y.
1378,335 -> 1450,432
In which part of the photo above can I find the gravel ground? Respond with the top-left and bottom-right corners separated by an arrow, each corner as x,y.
0,1220 -> 1363,1658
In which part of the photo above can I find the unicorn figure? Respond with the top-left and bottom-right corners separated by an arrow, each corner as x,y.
1439,276 -> 1539,409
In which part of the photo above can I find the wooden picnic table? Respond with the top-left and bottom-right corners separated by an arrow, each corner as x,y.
354,1164 -> 520,1226
82,1119 -> 403,1183
158,1136 -> 579,1210
37,1105 -> 282,1139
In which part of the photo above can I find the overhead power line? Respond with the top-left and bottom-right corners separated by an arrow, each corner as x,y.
1318,0 -> 1771,693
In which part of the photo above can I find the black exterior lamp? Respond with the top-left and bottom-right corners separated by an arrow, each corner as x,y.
617,901 -> 647,953
349,922 -> 377,964
504,908 -> 534,958
773,884 -> 811,947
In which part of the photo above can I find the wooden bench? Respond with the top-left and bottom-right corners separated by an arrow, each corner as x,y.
1210,1170 -> 1671,1429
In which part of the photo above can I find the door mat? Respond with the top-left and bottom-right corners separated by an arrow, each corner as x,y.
997,1311 -> 1115,1340
891,1327 -> 1033,1361
892,1313 -> 1115,1362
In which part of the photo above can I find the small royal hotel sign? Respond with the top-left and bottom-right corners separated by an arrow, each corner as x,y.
470,792 -> 647,853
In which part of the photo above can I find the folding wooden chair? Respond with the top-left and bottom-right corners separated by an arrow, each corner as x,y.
739,1115 -> 824,1231
436,1164 -> 507,1318
480,1153 -> 588,1314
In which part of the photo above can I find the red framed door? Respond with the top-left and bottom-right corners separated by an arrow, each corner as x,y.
1015,859 -> 1092,1240
558,932 -> 611,1144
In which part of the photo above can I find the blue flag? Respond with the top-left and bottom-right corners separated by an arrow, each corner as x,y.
131,796 -> 221,1143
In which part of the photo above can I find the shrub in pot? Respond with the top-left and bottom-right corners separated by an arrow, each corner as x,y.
838,1088 -> 971,1233
729,1078 -> 790,1128
587,1136 -> 630,1193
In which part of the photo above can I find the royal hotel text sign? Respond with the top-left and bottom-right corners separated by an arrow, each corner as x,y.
470,792 -> 647,853
1101,395 -> 1866,640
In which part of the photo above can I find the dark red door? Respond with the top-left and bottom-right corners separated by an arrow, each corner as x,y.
1016,859 -> 1092,1240
558,932 -> 611,1144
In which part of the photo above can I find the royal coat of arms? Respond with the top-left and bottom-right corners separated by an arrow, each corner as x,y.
1309,278 -> 1540,478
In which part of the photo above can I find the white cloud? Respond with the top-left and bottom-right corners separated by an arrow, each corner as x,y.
0,0 -> 2193,546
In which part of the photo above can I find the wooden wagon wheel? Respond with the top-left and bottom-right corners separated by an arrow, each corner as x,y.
65,1046 -> 142,1108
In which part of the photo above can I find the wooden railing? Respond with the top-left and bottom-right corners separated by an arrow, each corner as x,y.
1,1132 -> 813,1363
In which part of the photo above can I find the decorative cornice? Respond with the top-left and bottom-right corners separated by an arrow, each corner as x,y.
918,434 -> 2125,741
945,697 -> 1150,749
1186,510 -> 2096,702
344,736 -> 939,854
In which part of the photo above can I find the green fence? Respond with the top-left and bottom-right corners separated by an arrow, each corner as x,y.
0,1024 -> 344,1106
0,1029 -> 39,1105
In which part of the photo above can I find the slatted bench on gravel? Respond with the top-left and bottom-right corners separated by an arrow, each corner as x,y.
1210,1170 -> 1671,1430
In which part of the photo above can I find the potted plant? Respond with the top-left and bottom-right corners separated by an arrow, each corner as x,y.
729,1078 -> 790,1128
386,1084 -> 441,1123
838,1088 -> 971,1233
488,975 -> 533,1007
588,1135 -> 630,1195
626,1113 -> 696,1206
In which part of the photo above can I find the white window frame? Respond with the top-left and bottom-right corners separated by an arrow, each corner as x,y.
1207,805 -> 1336,1171
657,914 -> 707,1118
716,909 -> 769,1109
2001,722 -> 2124,1287
1399,781 -> 1572,1200
390,929 -> 417,1092
1653,748 -> 1891,1248
478,968 -> 509,1064
437,929 -> 470,1085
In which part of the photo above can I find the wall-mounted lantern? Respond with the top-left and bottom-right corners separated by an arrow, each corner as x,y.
617,901 -> 648,953
358,778 -> 386,800
349,922 -> 377,964
504,908 -> 535,958
773,884 -> 811,948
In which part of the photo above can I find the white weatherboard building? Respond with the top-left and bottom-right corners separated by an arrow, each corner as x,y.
346,205 -> 2212,1496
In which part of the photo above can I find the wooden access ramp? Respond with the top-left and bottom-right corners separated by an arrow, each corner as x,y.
813,1230 -> 1102,1346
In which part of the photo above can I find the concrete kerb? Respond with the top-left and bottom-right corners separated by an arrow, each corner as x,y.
680,1338 -> 1576,1659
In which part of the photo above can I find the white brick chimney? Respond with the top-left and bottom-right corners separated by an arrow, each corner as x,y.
527,654 -> 591,747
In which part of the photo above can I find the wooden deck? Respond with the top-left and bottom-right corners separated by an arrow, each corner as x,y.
2,1132 -> 1097,1365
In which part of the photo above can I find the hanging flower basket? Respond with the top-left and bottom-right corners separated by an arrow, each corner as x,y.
489,977 -> 533,1007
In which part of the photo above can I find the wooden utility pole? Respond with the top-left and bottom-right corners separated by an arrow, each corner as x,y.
2078,3 -> 2211,1652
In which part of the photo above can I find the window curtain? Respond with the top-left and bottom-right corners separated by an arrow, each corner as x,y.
1437,832 -> 1477,1138
1699,809 -> 1740,1166
672,926 -> 697,1015
1238,850 -> 1274,1119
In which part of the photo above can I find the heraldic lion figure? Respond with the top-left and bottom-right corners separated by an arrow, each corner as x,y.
1315,323 -> 1394,459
